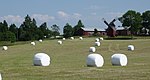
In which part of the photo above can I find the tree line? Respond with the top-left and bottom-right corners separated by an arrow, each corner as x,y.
119,10 -> 150,36
0,15 -> 61,42
0,15 -> 85,42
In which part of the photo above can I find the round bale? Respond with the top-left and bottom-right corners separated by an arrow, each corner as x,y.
95,42 -> 100,46
79,37 -> 83,40
39,39 -> 43,42
111,54 -> 127,66
33,53 -> 50,66
86,53 -> 104,67
89,47 -> 96,53
62,38 -> 66,40
99,37 -> 104,40
0,73 -> 2,80
44,36 -> 47,38
31,42 -> 36,46
3,46 -> 8,50
58,40 -> 62,44
95,38 -> 100,42
70,37 -> 74,40
128,45 -> 134,51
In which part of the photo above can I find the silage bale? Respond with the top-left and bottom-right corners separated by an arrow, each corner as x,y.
79,37 -> 83,40
99,37 -> 104,41
95,38 -> 100,42
86,53 -> 104,67
111,53 -> 127,66
89,47 -> 96,53
33,53 -> 50,66
3,46 -> 8,50
62,38 -> 66,40
0,73 -> 2,80
128,45 -> 134,51
70,37 -> 74,40
31,42 -> 36,46
95,42 -> 100,46
39,39 -> 43,42
58,40 -> 62,44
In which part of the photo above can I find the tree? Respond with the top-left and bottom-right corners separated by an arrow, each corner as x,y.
0,31 -> 16,43
51,24 -> 60,38
93,28 -> 99,36
39,22 -> 51,39
142,10 -> 150,35
0,20 -> 8,33
9,24 -> 18,40
119,10 -> 142,37
63,23 -> 74,38
73,20 -> 84,36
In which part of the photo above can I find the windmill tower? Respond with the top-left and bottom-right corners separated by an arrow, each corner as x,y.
102,18 -> 117,37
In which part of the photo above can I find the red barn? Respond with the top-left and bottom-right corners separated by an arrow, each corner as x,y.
77,28 -> 107,36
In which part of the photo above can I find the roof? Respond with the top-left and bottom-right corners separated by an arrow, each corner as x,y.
81,27 -> 105,31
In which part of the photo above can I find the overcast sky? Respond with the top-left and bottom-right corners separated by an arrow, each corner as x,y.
0,0 -> 149,33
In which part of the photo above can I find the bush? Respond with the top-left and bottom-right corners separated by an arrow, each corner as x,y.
0,31 -> 16,43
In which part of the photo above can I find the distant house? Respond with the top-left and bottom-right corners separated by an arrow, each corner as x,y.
77,28 -> 107,36
116,27 -> 131,36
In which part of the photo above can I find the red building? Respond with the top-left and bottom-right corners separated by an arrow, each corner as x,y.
116,28 -> 131,36
77,28 -> 107,36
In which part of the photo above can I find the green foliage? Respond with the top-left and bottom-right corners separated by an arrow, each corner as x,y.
63,23 -> 74,38
73,20 -> 84,36
17,15 -> 52,41
51,24 -> 60,38
0,20 -> 8,33
142,10 -> 150,35
0,31 -> 16,43
119,10 -> 142,35
9,24 -> 18,40
93,28 -> 99,36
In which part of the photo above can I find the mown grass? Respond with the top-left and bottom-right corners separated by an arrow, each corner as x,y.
0,38 -> 150,80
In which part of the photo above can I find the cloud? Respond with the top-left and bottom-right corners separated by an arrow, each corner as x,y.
31,14 -> 55,22
57,11 -> 69,18
106,12 -> 123,18
0,15 -> 24,24
57,11 -> 82,20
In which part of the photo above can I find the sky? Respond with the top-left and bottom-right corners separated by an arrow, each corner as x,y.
0,0 -> 149,33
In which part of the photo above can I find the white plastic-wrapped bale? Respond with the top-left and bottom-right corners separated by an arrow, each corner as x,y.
3,46 -> 8,50
44,36 -> 47,38
111,53 -> 127,66
31,42 -> 36,46
89,47 -> 96,53
70,37 -> 74,40
58,40 -> 62,44
79,37 -> 83,40
95,42 -> 100,46
128,45 -> 134,51
99,37 -> 104,41
33,53 -> 50,66
95,38 -> 100,42
86,53 -> 104,67
39,39 -> 43,42
0,73 -> 2,80
62,38 -> 66,40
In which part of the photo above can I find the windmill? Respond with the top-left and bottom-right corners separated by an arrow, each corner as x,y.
102,18 -> 117,37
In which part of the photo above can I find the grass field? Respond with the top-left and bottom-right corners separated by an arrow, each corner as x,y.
0,37 -> 150,80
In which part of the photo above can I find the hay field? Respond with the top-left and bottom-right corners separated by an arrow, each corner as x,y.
0,38 -> 150,80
